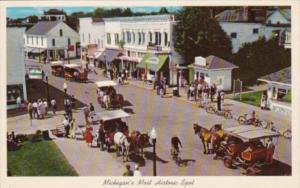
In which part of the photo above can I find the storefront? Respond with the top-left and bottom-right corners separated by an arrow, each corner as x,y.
7,84 -> 25,106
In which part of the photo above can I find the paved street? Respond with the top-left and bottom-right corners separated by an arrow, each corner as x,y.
7,60 -> 291,176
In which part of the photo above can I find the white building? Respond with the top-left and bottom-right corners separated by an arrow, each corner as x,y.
190,55 -> 238,91
103,14 -> 183,85
216,8 -> 291,53
79,17 -> 105,63
24,21 -> 80,61
7,27 -> 27,109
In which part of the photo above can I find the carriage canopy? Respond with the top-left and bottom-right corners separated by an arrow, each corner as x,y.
95,80 -> 117,88
95,109 -> 130,122
50,61 -> 64,66
224,126 -> 280,142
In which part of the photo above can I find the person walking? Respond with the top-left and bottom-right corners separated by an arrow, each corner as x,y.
43,99 -> 48,115
32,100 -> 38,119
50,98 -> 57,115
27,101 -> 33,119
83,105 -> 90,124
98,123 -> 106,151
89,103 -> 95,124
133,164 -> 142,176
123,164 -> 134,176
16,96 -> 22,111
217,92 -> 222,111
85,123 -> 93,147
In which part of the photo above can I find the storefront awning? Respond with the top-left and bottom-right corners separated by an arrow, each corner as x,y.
137,54 -> 169,72
116,55 -> 140,63
105,49 -> 121,63
31,48 -> 46,53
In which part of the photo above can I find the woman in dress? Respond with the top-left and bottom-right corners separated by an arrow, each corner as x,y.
85,123 -> 93,147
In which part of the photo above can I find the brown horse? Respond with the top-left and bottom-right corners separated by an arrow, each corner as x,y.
193,123 -> 224,154
130,130 -> 150,158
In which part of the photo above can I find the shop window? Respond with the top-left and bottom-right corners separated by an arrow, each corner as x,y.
7,84 -> 24,105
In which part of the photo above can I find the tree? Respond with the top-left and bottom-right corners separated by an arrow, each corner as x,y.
159,7 -> 169,14
28,15 -> 38,23
122,8 -> 133,17
174,7 -> 232,65
232,37 -> 291,85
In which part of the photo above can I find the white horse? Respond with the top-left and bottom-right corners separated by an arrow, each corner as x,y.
113,132 -> 130,162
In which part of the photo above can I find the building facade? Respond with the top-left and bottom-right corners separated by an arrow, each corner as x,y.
79,17 -> 105,63
103,14 -> 182,85
24,21 -> 80,61
216,7 -> 291,53
7,27 -> 28,109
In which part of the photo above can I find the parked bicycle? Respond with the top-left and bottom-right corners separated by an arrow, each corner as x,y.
262,120 -> 291,139
237,113 -> 263,127
201,104 -> 233,119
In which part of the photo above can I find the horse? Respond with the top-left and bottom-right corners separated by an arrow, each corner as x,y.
130,130 -> 150,158
193,123 -> 224,154
113,132 -> 130,162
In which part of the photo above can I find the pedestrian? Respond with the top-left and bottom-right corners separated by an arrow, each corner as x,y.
42,70 -> 45,80
16,96 -> 22,111
123,164 -> 134,176
220,90 -> 225,102
27,101 -> 33,119
32,100 -> 38,119
43,99 -> 48,115
265,138 -> 275,164
62,115 -> 70,138
133,164 -> 142,176
39,100 -> 45,119
89,103 -> 95,123
85,123 -> 93,147
210,84 -> 216,102
98,123 -> 106,151
83,105 -> 90,124
217,92 -> 222,111
51,98 -> 57,115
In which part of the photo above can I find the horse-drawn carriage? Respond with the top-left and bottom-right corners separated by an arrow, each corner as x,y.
50,61 -> 64,76
64,64 -> 88,82
95,81 -> 124,110
217,126 -> 279,174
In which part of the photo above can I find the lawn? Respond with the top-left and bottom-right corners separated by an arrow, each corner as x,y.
7,137 -> 78,176
282,90 -> 291,103
232,91 -> 263,107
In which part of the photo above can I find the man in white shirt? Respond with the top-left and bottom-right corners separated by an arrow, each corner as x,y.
51,99 -> 57,115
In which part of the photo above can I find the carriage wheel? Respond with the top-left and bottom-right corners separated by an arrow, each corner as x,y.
238,116 -> 246,125
206,107 -> 215,114
224,157 -> 233,168
224,111 -> 232,119
283,129 -> 292,139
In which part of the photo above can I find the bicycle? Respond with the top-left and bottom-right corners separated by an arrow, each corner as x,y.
237,113 -> 263,127
171,148 -> 187,167
262,120 -> 292,139
203,104 -> 233,119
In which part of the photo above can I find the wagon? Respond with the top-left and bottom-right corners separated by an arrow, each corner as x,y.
64,64 -> 87,82
95,81 -> 124,109
219,126 -> 279,172
50,61 -> 64,76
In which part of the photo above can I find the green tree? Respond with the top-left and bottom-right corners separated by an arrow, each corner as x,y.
122,8 -> 133,17
174,7 -> 232,65
28,15 -> 38,23
159,7 -> 169,14
232,37 -> 291,85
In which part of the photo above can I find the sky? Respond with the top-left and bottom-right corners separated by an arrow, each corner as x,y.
7,7 -> 181,19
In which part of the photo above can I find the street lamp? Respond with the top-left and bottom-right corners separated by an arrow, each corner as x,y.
45,74 -> 50,104
149,127 -> 157,176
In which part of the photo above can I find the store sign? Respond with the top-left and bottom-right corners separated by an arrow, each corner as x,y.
28,67 -> 43,80
146,56 -> 159,65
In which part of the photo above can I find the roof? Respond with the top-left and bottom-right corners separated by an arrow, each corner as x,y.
224,126 -> 279,142
95,80 -> 117,88
259,67 -> 291,85
95,110 -> 130,122
215,9 -> 247,22
267,8 -> 291,21
92,17 -> 105,23
103,14 -> 174,22
64,64 -> 82,69
26,21 -> 62,35
193,55 -> 238,70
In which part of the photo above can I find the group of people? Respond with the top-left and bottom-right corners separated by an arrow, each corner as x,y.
64,95 -> 76,119
153,77 -> 167,97
27,99 -> 50,119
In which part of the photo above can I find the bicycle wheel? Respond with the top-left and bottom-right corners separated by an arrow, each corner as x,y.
283,129 -> 292,139
224,111 -> 233,119
237,116 -> 246,125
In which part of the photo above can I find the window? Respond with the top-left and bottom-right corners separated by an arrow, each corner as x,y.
155,32 -> 161,45
107,33 -> 111,44
41,37 -> 44,46
59,29 -> 63,37
68,38 -> 71,46
149,32 -> 152,43
7,84 -> 24,105
36,37 -> 38,45
114,33 -> 119,45
132,32 -> 135,44
31,36 -> 33,45
231,32 -> 237,39
52,38 -> 55,46
98,39 -> 100,48
142,32 -> 145,45
253,28 -> 259,34
138,32 -> 141,45
277,21 -> 280,25
82,33 -> 85,42
27,36 -> 29,44
164,32 -> 168,46
126,32 -> 131,43
88,33 -> 91,43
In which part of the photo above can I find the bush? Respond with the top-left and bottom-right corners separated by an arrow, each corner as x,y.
31,130 -> 43,142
